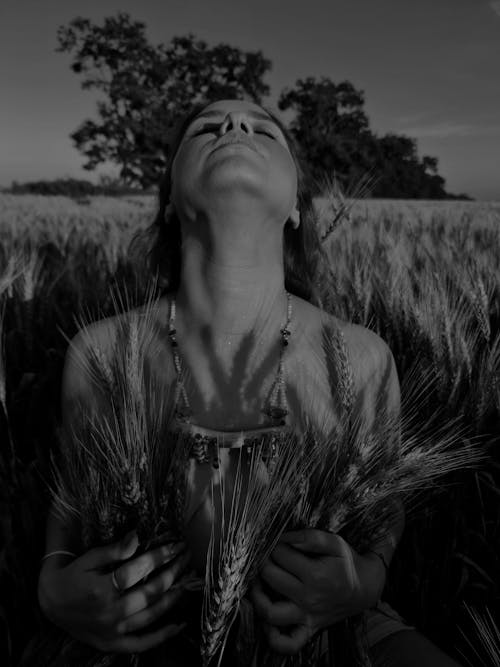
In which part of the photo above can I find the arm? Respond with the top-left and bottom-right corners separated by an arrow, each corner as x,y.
357,497 -> 405,605
39,327 -> 105,611
44,326 -> 104,549
356,334 -> 404,601
249,330 -> 405,653
38,324 -> 194,652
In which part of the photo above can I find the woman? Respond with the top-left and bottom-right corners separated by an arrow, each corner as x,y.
37,98 -> 462,666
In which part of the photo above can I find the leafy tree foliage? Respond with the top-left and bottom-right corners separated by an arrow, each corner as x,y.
278,77 -> 460,199
56,13 -> 271,188
57,14 -> 468,199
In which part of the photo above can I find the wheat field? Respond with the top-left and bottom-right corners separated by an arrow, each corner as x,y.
0,193 -> 499,666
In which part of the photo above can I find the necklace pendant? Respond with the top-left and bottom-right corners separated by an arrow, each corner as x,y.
192,435 -> 207,463
169,293 -> 292,469
175,407 -> 193,423
266,406 -> 288,421
209,439 -> 219,469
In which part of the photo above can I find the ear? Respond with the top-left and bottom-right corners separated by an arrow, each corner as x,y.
289,201 -> 300,229
165,201 -> 175,216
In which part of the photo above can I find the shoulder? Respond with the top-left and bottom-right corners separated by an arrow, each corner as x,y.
61,303 -> 153,433
60,316 -> 116,431
317,309 -> 400,421
61,306 -> 145,412
63,315 -> 118,387
339,318 -> 397,388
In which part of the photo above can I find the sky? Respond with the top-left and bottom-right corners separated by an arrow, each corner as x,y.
1,0 -> 499,200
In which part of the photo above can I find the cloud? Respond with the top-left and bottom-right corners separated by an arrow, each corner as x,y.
396,122 -> 500,139
394,112 -> 431,126
490,1 -> 500,17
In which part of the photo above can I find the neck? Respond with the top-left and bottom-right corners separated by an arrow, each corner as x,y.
174,237 -> 288,343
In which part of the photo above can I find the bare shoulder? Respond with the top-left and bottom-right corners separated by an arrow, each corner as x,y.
312,305 -> 400,419
61,317 -> 114,415
62,305 -> 146,397
336,317 -> 396,386
66,301 -> 152,359
60,306 -> 147,431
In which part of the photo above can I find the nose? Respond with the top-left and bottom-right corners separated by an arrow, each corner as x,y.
220,112 -> 253,135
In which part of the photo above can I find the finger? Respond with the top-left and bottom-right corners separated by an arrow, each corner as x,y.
260,558 -> 301,601
279,529 -> 344,555
249,577 -> 303,627
117,586 -> 186,634
114,541 -> 188,591
84,530 -> 140,569
118,550 -> 193,618
269,542 -> 312,582
265,622 -> 311,656
104,621 -> 187,654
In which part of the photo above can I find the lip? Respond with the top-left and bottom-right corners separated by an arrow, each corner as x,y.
211,133 -> 258,156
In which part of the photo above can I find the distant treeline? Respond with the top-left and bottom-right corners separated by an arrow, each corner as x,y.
5,178 -> 147,198
4,177 -> 473,200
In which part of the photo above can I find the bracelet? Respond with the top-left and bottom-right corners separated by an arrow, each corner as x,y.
366,549 -> 389,576
41,550 -> 77,562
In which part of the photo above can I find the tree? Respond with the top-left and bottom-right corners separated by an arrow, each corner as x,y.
58,15 -> 469,199
56,13 -> 272,188
278,77 -> 455,199
278,77 -> 372,192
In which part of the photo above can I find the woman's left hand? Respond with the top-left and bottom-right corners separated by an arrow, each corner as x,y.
247,529 -> 385,655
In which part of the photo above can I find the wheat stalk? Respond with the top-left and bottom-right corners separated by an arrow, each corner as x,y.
0,295 -> 18,483
50,278 -> 182,547
318,170 -> 378,245
460,604 -> 500,667
0,253 -> 23,299
0,299 -> 7,413
200,425 -> 321,666
248,355 -> 483,667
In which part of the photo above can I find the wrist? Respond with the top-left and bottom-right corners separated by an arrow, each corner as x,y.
38,565 -> 57,622
358,550 -> 386,608
38,557 -> 71,622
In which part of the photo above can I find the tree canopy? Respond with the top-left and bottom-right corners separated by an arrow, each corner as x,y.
278,77 -> 457,198
56,13 -> 271,189
55,12 -> 469,199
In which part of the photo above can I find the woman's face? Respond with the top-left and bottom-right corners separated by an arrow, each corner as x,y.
169,99 -> 299,226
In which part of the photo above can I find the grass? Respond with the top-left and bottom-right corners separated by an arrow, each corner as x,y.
0,193 -> 499,665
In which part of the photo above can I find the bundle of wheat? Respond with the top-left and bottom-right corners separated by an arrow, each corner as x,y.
199,345 -> 482,667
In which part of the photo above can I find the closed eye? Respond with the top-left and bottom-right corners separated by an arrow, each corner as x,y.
256,130 -> 276,139
191,124 -> 218,136
190,125 -> 277,139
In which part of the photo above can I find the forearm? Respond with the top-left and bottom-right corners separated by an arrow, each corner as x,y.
44,501 -> 82,555
357,498 -> 405,607
39,502 -> 81,609
367,497 -> 405,568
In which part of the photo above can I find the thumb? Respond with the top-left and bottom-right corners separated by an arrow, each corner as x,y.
85,529 -> 139,569
280,529 -> 341,555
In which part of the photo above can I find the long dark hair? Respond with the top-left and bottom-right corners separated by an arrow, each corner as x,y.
128,100 -> 333,306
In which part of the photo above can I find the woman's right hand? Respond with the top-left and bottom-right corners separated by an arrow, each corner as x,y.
38,530 -> 199,653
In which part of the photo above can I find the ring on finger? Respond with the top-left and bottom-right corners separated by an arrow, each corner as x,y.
111,570 -> 123,594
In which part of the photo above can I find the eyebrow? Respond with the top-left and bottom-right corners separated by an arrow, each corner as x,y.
192,109 -> 276,123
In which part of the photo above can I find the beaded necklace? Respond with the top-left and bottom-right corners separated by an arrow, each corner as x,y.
167,291 -> 293,471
